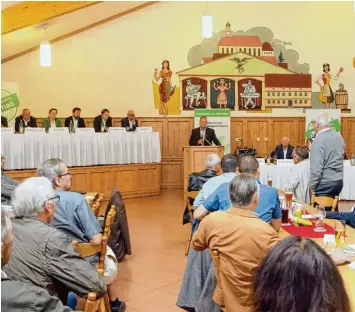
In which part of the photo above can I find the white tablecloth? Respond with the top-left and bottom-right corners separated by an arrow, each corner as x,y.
1,132 -> 161,170
259,161 -> 355,200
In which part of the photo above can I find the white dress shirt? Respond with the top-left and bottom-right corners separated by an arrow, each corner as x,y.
285,159 -> 310,203
283,148 -> 288,159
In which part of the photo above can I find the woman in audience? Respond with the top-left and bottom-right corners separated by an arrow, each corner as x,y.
254,236 -> 350,312
285,146 -> 310,203
42,108 -> 61,132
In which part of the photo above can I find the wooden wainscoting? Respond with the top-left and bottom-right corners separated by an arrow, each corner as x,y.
6,164 -> 161,201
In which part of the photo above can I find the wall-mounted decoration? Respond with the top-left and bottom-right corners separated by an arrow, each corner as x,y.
335,83 -> 351,113
238,78 -> 262,110
210,78 -> 235,109
182,77 -> 207,110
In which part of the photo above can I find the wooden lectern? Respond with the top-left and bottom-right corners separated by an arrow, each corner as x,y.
183,146 -> 225,192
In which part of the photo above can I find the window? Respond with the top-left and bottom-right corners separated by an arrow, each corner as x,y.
244,48 -> 246,52
253,48 -> 256,55
294,92 -> 297,96
273,100 -> 275,104
277,100 -> 280,104
288,92 -> 291,96
226,48 -> 229,53
282,92 -> 285,96
283,100 -> 286,104
272,92 -> 275,96
258,49 -> 261,56
304,92 -> 307,96
222,48 -> 224,53
295,100 -> 298,104
277,92 -> 280,96
299,100 -> 302,104
249,48 -> 251,54
305,100 -> 307,104
267,92 -> 270,96
268,100 -> 270,104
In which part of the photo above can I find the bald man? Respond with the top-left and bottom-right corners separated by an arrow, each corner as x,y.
272,136 -> 294,159
14,109 -> 37,133
121,110 -> 139,130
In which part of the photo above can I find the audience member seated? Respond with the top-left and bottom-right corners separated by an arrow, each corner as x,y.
192,174 -> 280,312
193,154 -> 238,207
1,206 -> 72,312
3,177 -> 106,305
42,108 -> 61,132
1,116 -> 8,127
271,136 -> 294,159
194,155 -> 282,232
306,137 -> 313,151
310,113 -> 345,198
14,108 -> 37,132
1,154 -> 19,206
187,153 -> 221,192
285,146 -> 310,203
253,236 -> 350,312
121,110 -> 138,130
37,159 -> 125,312
64,107 -> 85,129
93,109 -> 112,132
326,206 -> 355,228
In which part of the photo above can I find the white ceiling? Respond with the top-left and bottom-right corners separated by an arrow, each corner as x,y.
1,1 -> 149,60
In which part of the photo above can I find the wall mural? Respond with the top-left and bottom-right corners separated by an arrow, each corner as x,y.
210,78 -> 235,109
182,77 -> 208,110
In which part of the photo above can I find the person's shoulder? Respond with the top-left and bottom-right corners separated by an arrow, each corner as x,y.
15,115 -> 21,121
260,183 -> 278,196
58,190 -> 85,202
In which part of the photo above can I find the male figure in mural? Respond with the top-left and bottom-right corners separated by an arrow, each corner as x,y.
185,79 -> 202,108
241,80 -> 260,109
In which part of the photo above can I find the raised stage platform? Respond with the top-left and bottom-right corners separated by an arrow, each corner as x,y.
6,163 -> 161,203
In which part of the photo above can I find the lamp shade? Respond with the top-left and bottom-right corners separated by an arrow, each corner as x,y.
40,41 -> 51,66
202,14 -> 213,38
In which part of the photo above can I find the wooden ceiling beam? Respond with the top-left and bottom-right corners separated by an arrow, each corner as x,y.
2,1 -> 102,35
2,1 -> 159,64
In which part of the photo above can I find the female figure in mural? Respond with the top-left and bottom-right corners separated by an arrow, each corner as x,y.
315,63 -> 343,109
154,60 -> 173,116
213,79 -> 231,108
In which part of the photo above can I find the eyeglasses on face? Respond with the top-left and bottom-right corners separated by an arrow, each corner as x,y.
58,172 -> 72,178
47,195 -> 60,203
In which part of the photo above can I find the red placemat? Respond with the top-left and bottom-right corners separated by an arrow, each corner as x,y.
281,221 -> 334,238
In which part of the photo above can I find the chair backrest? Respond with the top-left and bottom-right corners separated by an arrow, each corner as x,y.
83,292 -> 100,312
211,250 -> 222,287
311,193 -> 339,212
186,190 -> 198,218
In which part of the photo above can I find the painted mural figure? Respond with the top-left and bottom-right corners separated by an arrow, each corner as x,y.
212,79 -> 231,108
240,80 -> 260,109
315,63 -> 343,109
154,60 -> 174,116
185,79 -> 202,108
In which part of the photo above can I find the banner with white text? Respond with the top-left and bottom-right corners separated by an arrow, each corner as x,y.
194,109 -> 230,154
305,109 -> 341,140
1,82 -> 20,127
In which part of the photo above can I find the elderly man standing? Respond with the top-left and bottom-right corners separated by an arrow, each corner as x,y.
37,159 -> 125,312
192,174 -> 279,312
1,206 -> 72,311
272,136 -> 294,159
3,177 -> 106,305
310,113 -> 345,199
121,110 -> 138,130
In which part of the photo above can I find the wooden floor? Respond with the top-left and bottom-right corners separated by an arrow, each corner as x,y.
110,190 -> 354,312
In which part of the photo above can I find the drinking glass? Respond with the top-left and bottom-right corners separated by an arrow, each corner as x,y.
281,208 -> 289,225
266,172 -> 272,186
314,206 -> 326,232
284,186 -> 293,208
335,220 -> 346,249
273,155 -> 278,165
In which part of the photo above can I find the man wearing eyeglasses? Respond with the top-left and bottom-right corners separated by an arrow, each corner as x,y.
37,158 -> 126,312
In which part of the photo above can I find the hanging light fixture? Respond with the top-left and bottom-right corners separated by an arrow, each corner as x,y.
40,25 -> 51,66
202,13 -> 213,38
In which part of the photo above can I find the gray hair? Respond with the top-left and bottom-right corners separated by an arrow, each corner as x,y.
11,177 -> 55,218
205,154 -> 221,170
37,158 -> 66,184
229,173 -> 259,208
315,112 -> 330,127
1,205 -> 11,242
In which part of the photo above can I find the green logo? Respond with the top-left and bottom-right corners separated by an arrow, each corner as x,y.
1,89 -> 19,122
306,118 -> 341,140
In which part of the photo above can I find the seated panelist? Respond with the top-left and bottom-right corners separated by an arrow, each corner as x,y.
42,108 -> 61,132
14,109 -> 37,133
93,109 -> 112,132
121,110 -> 138,130
64,107 -> 85,130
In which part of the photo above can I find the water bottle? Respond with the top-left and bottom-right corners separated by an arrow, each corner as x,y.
101,121 -> 105,133
351,153 -> 355,166
266,154 -> 271,165
69,120 -> 74,133
19,120 -> 24,134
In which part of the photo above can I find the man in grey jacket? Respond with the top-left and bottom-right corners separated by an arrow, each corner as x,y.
310,113 -> 344,198
1,154 -> 19,205
1,205 -> 72,312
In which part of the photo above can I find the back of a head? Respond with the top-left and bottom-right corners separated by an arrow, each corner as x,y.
254,236 -> 350,312
316,112 -> 330,127
12,177 -> 54,218
294,146 -> 309,160
205,153 -> 221,170
37,158 -> 65,184
229,173 -> 259,208
1,205 -> 11,243
238,155 -> 259,175
221,154 -> 238,173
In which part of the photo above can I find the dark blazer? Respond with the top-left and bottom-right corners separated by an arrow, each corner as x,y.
93,115 -> 112,132
187,169 -> 217,192
64,116 -> 86,128
326,210 -> 355,229
1,116 -> 8,127
121,117 -> 138,129
189,127 -> 221,146
272,144 -> 294,159
14,115 -> 37,132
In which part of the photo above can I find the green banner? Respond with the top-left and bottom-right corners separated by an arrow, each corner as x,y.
194,109 -> 230,117
1,88 -> 20,122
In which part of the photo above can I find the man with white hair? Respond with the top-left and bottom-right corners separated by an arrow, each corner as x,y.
121,110 -> 138,130
310,112 -> 345,200
3,177 -> 106,305
37,159 -> 126,312
191,174 -> 280,312
1,206 -> 72,311
272,136 -> 294,159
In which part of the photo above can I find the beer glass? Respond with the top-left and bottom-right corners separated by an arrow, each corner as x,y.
284,186 -> 293,208
266,172 -> 272,186
335,220 -> 346,249
314,206 -> 326,232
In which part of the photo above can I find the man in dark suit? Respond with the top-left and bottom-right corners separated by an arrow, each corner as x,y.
64,107 -> 85,129
14,109 -> 37,133
189,116 -> 221,146
272,136 -> 294,159
93,109 -> 112,132
121,110 -> 138,130
1,116 -> 8,127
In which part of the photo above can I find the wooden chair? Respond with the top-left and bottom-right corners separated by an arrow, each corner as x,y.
73,205 -> 116,312
83,293 -> 100,312
211,250 -> 225,312
184,191 -> 198,256
311,193 -> 339,212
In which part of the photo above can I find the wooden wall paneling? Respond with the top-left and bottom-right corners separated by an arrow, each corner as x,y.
137,165 -> 161,194
6,169 -> 36,182
87,166 -> 113,199
269,118 -> 297,149
230,118 -> 246,154
111,165 -> 137,196
246,119 -> 269,157
161,159 -> 183,189
342,117 -> 355,155
140,118 -> 164,156
298,118 -> 306,146
70,167 -> 89,193
166,119 -> 194,158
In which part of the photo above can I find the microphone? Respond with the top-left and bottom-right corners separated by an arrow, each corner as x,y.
203,128 -> 212,146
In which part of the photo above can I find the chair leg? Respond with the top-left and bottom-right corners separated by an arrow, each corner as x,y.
103,294 -> 111,312
185,224 -> 193,256
99,298 -> 107,312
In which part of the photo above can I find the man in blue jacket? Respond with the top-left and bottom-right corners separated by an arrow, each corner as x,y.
326,207 -> 355,228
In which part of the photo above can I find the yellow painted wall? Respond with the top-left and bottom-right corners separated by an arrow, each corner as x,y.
2,1 -> 355,118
